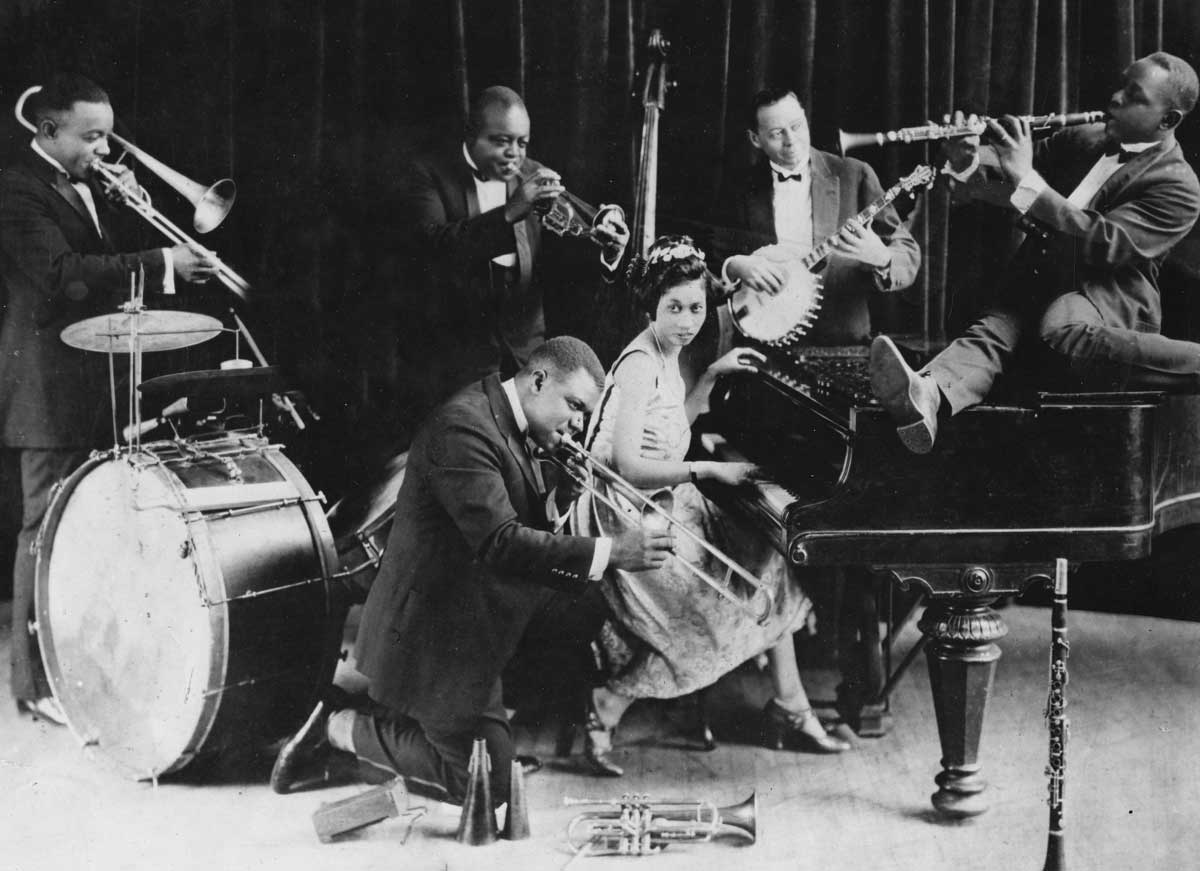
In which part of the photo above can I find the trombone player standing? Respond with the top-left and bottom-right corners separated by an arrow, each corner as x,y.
0,73 -> 218,724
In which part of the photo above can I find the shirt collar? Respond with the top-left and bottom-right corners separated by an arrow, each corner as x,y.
463,143 -> 502,184
501,377 -> 529,435
1118,140 -> 1159,155
30,139 -> 71,178
769,157 -> 809,182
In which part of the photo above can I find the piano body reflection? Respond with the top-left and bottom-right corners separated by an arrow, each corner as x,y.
697,343 -> 1200,818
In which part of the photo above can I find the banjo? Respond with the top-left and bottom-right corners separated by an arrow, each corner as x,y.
727,164 -> 936,346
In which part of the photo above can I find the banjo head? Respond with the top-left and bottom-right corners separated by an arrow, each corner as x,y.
726,245 -> 823,345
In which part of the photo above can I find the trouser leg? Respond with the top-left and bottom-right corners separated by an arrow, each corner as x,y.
925,309 -> 1025,414
1039,293 -> 1200,391
11,448 -> 87,702
351,680 -> 513,806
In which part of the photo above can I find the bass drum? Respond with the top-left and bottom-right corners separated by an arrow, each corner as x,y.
326,451 -> 408,602
35,432 -> 340,779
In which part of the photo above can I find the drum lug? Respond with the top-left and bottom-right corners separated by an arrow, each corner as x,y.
26,619 -> 39,637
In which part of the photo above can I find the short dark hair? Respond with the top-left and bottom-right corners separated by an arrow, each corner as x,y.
524,336 -> 605,389
1143,52 -> 1199,116
747,87 -> 801,131
626,234 -> 721,317
465,85 -> 526,139
27,73 -> 109,126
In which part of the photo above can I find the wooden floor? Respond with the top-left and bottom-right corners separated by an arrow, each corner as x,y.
3,600 -> 1199,871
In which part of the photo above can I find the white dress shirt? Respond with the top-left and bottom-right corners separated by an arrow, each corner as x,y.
1010,140 -> 1159,213
30,139 -> 175,294
463,143 -> 518,268
501,378 -> 609,579
768,158 -> 814,257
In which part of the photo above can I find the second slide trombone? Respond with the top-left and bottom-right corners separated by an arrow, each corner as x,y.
543,439 -> 776,626
14,85 -> 251,300
839,110 -> 1105,153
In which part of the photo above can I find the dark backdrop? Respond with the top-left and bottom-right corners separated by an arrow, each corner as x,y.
1,0 -> 1199,549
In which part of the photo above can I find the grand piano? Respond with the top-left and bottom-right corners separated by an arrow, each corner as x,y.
697,342 -> 1200,818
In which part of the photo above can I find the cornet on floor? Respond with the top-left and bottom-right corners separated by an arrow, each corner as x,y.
838,110 -> 1106,153
540,438 -> 776,625
14,85 -> 250,300
564,792 -> 757,856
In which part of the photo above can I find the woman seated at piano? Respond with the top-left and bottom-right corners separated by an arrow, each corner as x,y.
575,234 -> 850,777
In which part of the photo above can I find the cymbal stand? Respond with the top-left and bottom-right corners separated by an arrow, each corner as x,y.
229,309 -> 306,430
127,265 -> 148,451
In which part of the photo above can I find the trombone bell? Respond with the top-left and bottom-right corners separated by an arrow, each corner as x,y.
109,131 -> 237,233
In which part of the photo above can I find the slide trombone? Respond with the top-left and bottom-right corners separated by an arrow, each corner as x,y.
542,439 -> 776,626
14,85 -> 250,300
839,110 -> 1105,153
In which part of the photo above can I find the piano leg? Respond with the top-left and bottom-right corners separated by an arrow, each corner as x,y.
918,597 -> 1008,818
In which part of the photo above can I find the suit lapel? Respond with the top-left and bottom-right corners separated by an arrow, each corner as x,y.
506,174 -> 535,290
44,169 -> 103,242
745,162 -> 775,241
483,374 -> 542,497
1089,141 -> 1170,212
809,150 -> 840,245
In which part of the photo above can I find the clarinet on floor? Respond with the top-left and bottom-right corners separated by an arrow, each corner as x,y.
1042,558 -> 1070,871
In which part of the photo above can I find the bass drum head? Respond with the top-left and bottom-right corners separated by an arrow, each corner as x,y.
36,458 -> 217,778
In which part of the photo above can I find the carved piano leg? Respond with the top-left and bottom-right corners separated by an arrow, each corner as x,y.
918,597 -> 1008,818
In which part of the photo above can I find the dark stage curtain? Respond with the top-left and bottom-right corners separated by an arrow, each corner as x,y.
1,0 -> 1198,493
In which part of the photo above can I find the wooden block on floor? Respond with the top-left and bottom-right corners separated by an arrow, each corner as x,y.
312,779 -> 410,842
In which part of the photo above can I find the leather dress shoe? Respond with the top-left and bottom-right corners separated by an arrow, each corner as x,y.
870,335 -> 941,454
17,696 -> 67,726
515,754 -> 543,776
761,700 -> 851,754
582,698 -> 623,777
270,700 -> 353,794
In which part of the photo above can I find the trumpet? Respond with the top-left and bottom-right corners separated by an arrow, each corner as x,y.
14,85 -> 250,300
541,439 -> 776,626
564,792 -> 757,856
521,170 -> 626,247
838,110 -> 1106,153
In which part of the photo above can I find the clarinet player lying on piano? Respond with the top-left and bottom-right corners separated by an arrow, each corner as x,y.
572,235 -> 851,777
871,52 -> 1200,453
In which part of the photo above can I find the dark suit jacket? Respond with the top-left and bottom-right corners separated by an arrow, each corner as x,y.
1007,125 -> 1200,332
354,374 -> 599,729
710,149 -> 921,345
0,153 -> 167,448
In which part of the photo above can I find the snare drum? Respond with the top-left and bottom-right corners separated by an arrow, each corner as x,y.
35,431 -> 339,779
326,452 -> 408,601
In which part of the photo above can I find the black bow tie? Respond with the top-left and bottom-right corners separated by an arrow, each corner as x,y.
775,170 -> 803,183
1101,142 -> 1135,163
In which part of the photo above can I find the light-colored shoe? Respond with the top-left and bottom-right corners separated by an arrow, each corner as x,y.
869,335 -> 941,454
18,696 -> 67,726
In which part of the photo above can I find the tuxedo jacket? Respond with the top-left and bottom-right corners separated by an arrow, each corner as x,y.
354,374 -> 599,729
395,148 -> 613,415
710,149 -> 921,345
0,154 -> 167,448
1000,124 -> 1200,332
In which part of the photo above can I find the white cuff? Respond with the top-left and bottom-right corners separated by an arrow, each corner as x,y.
588,537 -> 611,580
1009,170 -> 1047,214
161,248 -> 176,294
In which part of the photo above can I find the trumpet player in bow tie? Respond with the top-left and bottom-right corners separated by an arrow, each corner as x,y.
392,84 -> 629,431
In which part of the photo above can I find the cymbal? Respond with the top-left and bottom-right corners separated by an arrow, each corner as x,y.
61,310 -> 223,353
139,366 -> 285,400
